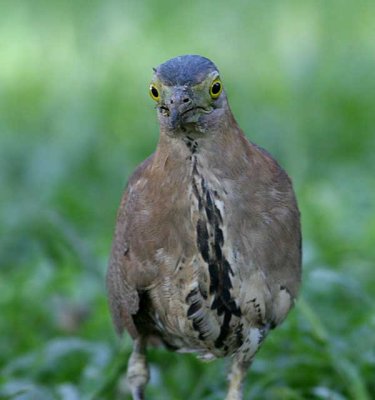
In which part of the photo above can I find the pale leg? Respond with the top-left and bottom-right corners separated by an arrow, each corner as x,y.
126,338 -> 149,400
225,357 -> 252,400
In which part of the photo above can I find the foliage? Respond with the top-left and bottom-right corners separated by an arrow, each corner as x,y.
1,1 -> 374,399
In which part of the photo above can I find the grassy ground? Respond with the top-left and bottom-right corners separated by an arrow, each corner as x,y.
1,1 -> 374,399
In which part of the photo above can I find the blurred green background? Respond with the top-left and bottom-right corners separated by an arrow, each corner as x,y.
1,1 -> 374,399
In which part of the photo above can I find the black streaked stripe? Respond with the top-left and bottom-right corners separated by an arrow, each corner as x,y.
190,157 -> 242,349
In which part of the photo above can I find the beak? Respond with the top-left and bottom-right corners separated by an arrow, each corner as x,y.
167,87 -> 194,130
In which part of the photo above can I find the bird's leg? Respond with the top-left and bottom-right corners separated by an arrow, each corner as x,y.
225,356 -> 252,400
126,337 -> 149,400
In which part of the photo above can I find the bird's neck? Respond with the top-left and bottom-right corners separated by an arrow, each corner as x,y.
155,111 -> 249,172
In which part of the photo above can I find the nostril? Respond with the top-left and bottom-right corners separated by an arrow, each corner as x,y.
183,98 -> 190,103
170,99 -> 174,104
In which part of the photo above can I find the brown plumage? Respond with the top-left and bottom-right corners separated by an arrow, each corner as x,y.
107,55 -> 301,400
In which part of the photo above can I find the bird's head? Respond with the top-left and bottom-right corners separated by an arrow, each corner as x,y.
149,55 -> 230,136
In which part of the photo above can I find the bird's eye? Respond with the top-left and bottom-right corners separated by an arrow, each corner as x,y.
149,84 -> 160,101
210,78 -> 222,99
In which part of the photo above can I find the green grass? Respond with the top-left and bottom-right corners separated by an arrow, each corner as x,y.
1,1 -> 374,399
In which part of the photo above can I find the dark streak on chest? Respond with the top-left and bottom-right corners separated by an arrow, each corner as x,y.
184,136 -> 198,154
186,147 -> 242,350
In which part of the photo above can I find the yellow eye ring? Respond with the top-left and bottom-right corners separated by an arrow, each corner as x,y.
210,78 -> 222,99
149,84 -> 160,101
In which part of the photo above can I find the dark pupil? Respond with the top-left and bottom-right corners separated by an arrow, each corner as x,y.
211,82 -> 221,95
151,87 -> 159,98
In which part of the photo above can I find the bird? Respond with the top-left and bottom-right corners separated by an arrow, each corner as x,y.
107,54 -> 302,400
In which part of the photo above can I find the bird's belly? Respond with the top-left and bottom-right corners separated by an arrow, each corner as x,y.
147,255 -> 267,361
148,286 -> 267,364
147,266 -> 220,356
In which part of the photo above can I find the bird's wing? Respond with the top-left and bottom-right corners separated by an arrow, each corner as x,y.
230,139 -> 301,329
247,144 -> 302,327
106,155 -> 154,338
